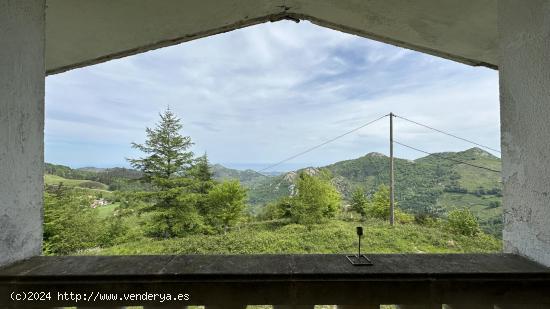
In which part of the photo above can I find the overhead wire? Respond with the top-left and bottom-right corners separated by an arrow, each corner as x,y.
257,114 -> 389,173
393,114 -> 501,154
256,113 -> 500,174
394,140 -> 501,173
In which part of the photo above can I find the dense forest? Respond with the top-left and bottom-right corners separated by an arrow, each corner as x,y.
43,109 -> 502,255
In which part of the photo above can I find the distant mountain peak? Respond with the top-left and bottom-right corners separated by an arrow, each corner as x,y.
283,171 -> 297,182
365,152 -> 386,158
282,167 -> 319,182
462,147 -> 497,158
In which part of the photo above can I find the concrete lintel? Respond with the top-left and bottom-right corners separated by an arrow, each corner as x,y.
45,0 -> 498,75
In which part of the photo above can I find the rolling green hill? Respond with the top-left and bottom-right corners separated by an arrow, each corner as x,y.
44,147 -> 503,236
239,148 -> 502,236
211,164 -> 268,185
45,150 -> 502,256
44,174 -> 109,191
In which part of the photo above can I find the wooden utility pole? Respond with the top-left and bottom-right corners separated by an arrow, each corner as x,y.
389,112 -> 395,226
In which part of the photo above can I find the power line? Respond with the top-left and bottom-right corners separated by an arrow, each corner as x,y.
394,114 -> 501,154
394,140 -> 501,173
257,114 -> 389,173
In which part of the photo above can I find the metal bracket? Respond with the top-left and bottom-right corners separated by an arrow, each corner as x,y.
347,226 -> 373,266
346,254 -> 373,266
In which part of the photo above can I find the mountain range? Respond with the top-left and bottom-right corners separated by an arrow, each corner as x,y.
211,147 -> 503,236
45,147 -> 502,236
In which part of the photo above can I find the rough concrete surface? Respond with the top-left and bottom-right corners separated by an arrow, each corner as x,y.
1,254 -> 549,307
45,0 -> 497,74
0,0 -> 45,267
499,0 -> 550,266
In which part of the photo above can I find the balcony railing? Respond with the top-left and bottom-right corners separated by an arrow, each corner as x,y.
1,254 -> 549,309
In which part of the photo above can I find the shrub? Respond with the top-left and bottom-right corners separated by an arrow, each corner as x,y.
205,180 -> 247,233
414,213 -> 441,227
395,210 -> 414,224
78,181 -> 107,190
350,187 -> 368,217
446,208 -> 481,236
289,172 -> 341,225
364,185 -> 413,224
43,192 -> 104,255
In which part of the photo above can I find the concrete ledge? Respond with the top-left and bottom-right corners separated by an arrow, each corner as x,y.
0,254 -> 549,308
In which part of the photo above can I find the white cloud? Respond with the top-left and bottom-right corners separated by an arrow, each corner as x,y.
45,20 -> 499,170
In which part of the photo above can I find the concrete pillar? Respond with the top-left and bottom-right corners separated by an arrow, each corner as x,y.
0,0 -> 45,267
499,0 -> 550,266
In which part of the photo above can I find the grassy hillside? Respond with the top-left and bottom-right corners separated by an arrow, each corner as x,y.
45,147 -> 503,236
232,148 -> 503,236
44,155 -> 502,257
86,219 -> 500,255
44,174 -> 109,191
212,164 -> 268,184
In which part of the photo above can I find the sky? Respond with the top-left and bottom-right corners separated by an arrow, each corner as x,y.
45,20 -> 500,172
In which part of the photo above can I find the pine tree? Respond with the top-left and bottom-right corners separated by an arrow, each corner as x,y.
127,108 -> 203,238
189,153 -> 215,194
128,108 -> 194,186
189,153 -> 216,217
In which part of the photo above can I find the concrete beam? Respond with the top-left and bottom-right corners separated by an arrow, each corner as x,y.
0,0 -> 45,267
287,0 -> 497,68
44,0 -> 498,75
499,0 -> 550,266
45,0 -> 285,74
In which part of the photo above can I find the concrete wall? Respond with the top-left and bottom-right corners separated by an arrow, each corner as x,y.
499,0 -> 550,266
0,0 -> 45,267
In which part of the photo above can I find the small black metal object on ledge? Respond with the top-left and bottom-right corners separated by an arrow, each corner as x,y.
346,226 -> 373,266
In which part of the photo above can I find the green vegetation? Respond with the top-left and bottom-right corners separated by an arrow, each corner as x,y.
363,185 -> 414,224
43,188 -> 128,255
126,109 -> 206,238
243,148 -> 503,237
45,174 -> 108,190
204,180 -> 248,233
87,219 -> 499,255
288,171 -> 340,225
446,208 -> 481,237
43,109 -> 503,256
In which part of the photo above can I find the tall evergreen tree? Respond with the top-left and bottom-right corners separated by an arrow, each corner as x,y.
189,153 -> 215,194
128,108 -> 194,186
189,153 -> 216,217
127,109 -> 203,238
